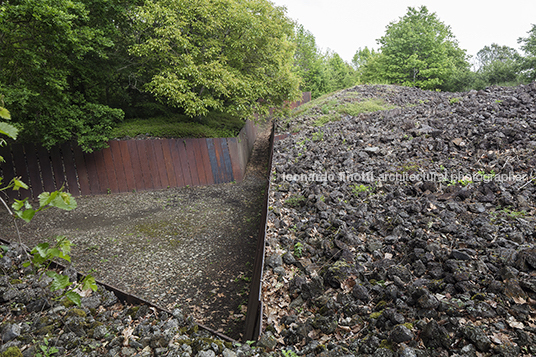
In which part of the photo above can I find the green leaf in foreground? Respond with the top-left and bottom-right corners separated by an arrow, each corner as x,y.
65,291 -> 81,306
12,178 -> 28,191
46,271 -> 72,291
81,275 -> 98,292
0,107 -> 11,120
0,122 -> 17,139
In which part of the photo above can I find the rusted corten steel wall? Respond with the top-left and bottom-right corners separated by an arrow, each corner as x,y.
0,120 -> 256,201
0,93 -> 310,201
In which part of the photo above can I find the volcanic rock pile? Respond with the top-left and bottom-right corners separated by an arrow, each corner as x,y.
263,84 -> 536,356
0,245 -> 256,356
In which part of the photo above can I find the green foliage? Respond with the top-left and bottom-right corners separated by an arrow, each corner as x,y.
353,47 -> 387,85
284,194 -> 306,208
313,114 -> 341,127
282,349 -> 299,357
12,191 -> 77,223
501,207 -> 527,219
292,25 -> 330,99
0,0 -> 131,152
518,24 -> 536,82
312,131 -> 324,142
377,6 -> 469,90
2,0 -> 301,149
26,236 -> 73,268
337,98 -> 395,117
447,178 -> 472,187
130,0 -> 300,119
293,242 -> 303,258
323,52 -> 356,93
351,184 -> 371,196
474,44 -> 523,87
477,170 -> 496,181
111,113 -> 245,139
0,96 -> 18,164
23,236 -> 98,307
291,26 -> 357,99
35,338 -> 59,357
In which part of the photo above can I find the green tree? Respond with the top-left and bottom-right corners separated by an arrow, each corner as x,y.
475,44 -> 521,86
324,51 -> 355,92
292,25 -> 329,99
352,47 -> 386,84
377,6 -> 469,90
352,47 -> 375,70
0,98 -> 18,169
0,0 -> 126,151
130,0 -> 301,118
518,24 -> 536,82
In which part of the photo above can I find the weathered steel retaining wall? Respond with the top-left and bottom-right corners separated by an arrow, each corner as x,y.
0,120 -> 259,201
243,122 -> 275,341
0,93 -> 311,202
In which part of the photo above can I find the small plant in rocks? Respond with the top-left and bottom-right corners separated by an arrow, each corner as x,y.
284,194 -> 306,208
2,182 -> 97,307
1,105 -> 96,307
293,242 -> 303,258
35,337 -> 59,357
351,184 -> 371,196
24,235 -> 98,306
312,131 -> 324,141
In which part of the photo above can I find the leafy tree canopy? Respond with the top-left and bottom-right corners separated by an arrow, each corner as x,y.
324,51 -> 355,92
475,44 -> 521,86
518,24 -> 536,82
0,0 -> 128,151
476,44 -> 520,69
292,24 -> 329,99
130,0 -> 301,118
352,47 -> 377,70
377,6 -> 469,90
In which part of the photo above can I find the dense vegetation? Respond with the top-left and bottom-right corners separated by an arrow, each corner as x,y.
0,0 -> 300,151
1,2 -> 536,151
295,6 -> 536,97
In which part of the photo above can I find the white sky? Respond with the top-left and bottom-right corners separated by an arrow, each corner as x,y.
270,0 -> 536,64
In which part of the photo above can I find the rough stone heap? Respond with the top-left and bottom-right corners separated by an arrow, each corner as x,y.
0,246 -> 258,356
263,83 -> 536,356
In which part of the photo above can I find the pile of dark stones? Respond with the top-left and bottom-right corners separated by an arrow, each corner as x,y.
264,83 -> 536,356
0,243 -> 259,357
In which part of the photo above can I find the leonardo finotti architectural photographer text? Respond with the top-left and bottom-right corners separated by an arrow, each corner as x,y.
280,171 -> 528,183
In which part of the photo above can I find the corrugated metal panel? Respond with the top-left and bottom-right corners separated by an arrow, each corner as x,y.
12,143 -> 31,199
74,146 -> 91,196
161,139 -> 178,188
109,140 -> 128,193
127,140 -> 144,191
84,151 -> 101,195
61,142 -> 80,197
50,146 -> 67,192
37,149 -> 56,193
137,140 -> 154,190
148,140 -> 165,190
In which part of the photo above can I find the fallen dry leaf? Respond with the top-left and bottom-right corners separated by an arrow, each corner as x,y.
490,332 -> 511,345
122,326 -> 134,346
507,316 -> 524,329
513,296 -> 527,305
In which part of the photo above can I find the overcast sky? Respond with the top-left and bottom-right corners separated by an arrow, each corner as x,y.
270,0 -> 536,65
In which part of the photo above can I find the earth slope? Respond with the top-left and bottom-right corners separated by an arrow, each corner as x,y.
262,84 -> 536,356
